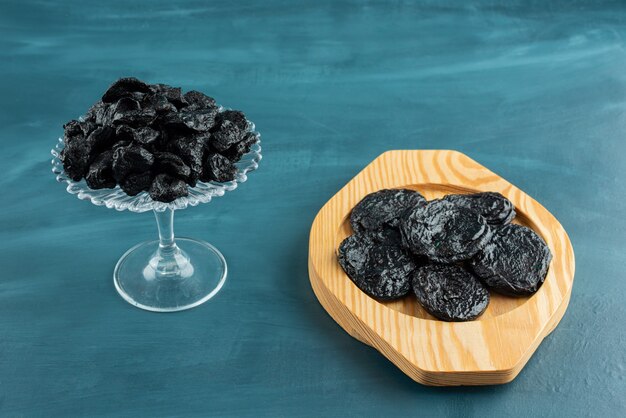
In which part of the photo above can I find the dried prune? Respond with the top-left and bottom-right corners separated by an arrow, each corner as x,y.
85,126 -> 116,155
112,145 -> 154,182
443,192 -> 515,226
149,173 -> 189,203
166,137 -> 205,185
180,107 -> 218,132
201,153 -> 236,183
367,226 -> 406,247
78,120 -> 97,137
193,131 -> 212,148
112,101 -> 156,127
112,139 -> 131,152
154,152 -> 191,181
102,77 -> 152,103
85,150 -> 116,189
65,119 -> 97,141
156,111 -> 194,136
120,170 -> 152,196
337,234 -> 417,300
115,125 -> 159,148
142,92 -> 177,114
86,101 -> 114,126
221,131 -> 258,161
471,224 -> 552,296
114,125 -> 135,142
63,120 -> 83,137
63,130 -> 83,150
114,97 -> 140,113
60,139 -> 90,181
62,127 -> 112,180
412,264 -> 489,321
151,83 -> 187,108
184,90 -> 216,110
133,127 -> 160,147
211,120 -> 242,152
401,199 -> 492,263
350,189 -> 426,235
215,110 -> 247,131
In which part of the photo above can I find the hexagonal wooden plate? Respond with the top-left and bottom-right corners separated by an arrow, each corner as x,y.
308,150 -> 575,386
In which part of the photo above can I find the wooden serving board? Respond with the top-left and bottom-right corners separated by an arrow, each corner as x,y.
308,150 -> 575,386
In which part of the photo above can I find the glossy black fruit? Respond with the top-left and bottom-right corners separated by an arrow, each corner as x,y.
338,234 -> 418,300
412,264 -> 490,321
149,173 -> 189,202
471,224 -> 552,296
401,199 -> 493,263
350,189 -> 426,235
443,192 -> 515,226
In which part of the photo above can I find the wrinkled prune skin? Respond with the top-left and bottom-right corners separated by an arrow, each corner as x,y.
350,189 -> 426,235
85,150 -> 116,189
114,97 -> 140,113
412,264 -> 489,322
180,107 -> 218,132
166,137 -> 205,185
63,130 -> 84,152
221,131 -> 257,161
60,138 -> 90,181
79,120 -> 97,137
61,77 -> 255,202
211,120 -> 242,151
184,90 -> 216,110
201,153 -> 236,182
63,120 -> 83,138
142,92 -> 177,114
443,192 -> 515,226
115,125 -> 135,142
86,101 -> 114,126
133,127 -> 160,147
61,126 -> 113,181
86,126 -> 116,155
368,226 -> 405,247
114,125 -> 160,149
112,139 -> 131,153
112,145 -> 154,182
112,104 -> 156,127
102,77 -> 152,103
151,83 -> 187,108
215,110 -> 247,131
156,111 -> 194,134
471,224 -> 552,296
120,170 -> 153,196
337,234 -> 417,300
154,152 -> 191,181
401,199 -> 493,263
149,174 -> 189,202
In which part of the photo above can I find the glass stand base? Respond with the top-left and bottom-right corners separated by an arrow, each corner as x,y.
113,238 -> 227,312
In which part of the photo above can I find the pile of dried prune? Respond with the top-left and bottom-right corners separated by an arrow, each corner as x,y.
60,77 -> 258,203
337,189 -> 552,322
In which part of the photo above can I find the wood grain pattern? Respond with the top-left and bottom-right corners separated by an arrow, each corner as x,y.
308,150 -> 575,386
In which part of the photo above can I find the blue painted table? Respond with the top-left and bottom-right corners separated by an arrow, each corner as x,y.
1,1 -> 625,416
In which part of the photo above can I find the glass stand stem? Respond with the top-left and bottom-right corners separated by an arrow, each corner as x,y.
155,208 -> 177,251
149,208 -> 191,279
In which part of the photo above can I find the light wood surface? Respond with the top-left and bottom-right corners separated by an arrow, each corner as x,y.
308,150 -> 576,386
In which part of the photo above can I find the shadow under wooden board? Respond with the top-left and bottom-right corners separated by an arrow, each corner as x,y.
308,150 -> 575,386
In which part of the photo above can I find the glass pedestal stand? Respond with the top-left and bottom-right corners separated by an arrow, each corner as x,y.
51,115 -> 261,313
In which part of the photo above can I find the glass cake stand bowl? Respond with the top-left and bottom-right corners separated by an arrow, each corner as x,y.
51,118 -> 262,312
